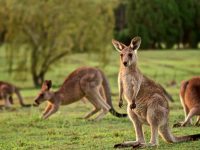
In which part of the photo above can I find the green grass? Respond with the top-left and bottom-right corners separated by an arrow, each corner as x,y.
0,50 -> 200,150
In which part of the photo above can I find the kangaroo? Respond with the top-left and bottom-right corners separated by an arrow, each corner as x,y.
112,37 -> 200,148
0,81 -> 31,107
33,67 -> 127,120
173,77 -> 200,127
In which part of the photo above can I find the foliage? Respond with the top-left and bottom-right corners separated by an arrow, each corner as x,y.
175,0 -> 200,48
0,0 -> 115,86
124,0 -> 200,49
126,0 -> 181,49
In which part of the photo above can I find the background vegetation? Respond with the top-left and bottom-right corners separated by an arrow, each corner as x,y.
0,0 -> 199,86
117,0 -> 200,49
0,0 -> 115,86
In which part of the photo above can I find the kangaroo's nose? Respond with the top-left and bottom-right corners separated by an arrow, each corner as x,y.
34,99 -> 39,105
123,62 -> 128,66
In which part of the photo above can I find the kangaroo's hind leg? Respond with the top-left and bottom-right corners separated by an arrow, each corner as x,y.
99,86 -> 106,102
85,88 -> 110,121
80,72 -> 110,121
83,96 -> 101,119
146,103 -> 168,146
114,105 -> 145,149
173,96 -> 192,127
181,107 -> 200,127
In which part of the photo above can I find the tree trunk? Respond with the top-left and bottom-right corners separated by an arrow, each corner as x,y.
32,73 -> 45,87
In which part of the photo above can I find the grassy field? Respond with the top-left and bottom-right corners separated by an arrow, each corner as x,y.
0,50 -> 200,150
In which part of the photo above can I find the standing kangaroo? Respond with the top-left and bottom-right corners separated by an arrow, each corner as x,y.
112,37 -> 200,148
0,81 -> 31,107
33,67 -> 127,120
173,77 -> 200,127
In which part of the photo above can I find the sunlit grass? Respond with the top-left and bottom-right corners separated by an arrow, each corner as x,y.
0,50 -> 200,149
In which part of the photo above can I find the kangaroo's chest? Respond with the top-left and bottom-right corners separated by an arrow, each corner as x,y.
122,74 -> 137,103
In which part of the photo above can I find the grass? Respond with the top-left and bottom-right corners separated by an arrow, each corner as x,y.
0,50 -> 200,150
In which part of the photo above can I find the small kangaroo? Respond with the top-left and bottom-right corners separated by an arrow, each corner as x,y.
173,77 -> 200,127
112,37 -> 200,148
0,81 -> 31,107
33,67 -> 127,120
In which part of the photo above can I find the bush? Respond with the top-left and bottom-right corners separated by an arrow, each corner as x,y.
124,0 -> 199,49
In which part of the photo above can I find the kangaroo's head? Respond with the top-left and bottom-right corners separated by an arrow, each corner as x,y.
112,36 -> 141,67
33,80 -> 53,106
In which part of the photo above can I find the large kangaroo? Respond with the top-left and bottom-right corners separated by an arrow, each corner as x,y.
0,81 -> 31,107
33,67 -> 127,120
174,77 -> 200,127
112,37 -> 200,148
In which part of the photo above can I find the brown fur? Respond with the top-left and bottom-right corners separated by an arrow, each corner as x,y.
33,67 -> 126,120
112,37 -> 200,149
174,77 -> 200,127
0,81 -> 30,107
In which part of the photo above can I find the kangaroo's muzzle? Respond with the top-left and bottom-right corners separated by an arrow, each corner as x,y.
123,61 -> 128,67
33,99 -> 40,107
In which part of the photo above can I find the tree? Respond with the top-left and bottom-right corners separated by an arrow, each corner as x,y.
175,0 -> 200,48
0,0 -> 8,45
1,0 -> 115,86
126,0 -> 181,49
194,0 -> 200,47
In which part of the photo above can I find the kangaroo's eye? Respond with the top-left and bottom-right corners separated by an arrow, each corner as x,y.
120,54 -> 123,57
40,93 -> 44,97
128,53 -> 132,58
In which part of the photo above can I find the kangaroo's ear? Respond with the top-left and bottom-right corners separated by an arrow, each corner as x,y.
46,80 -> 52,90
112,39 -> 126,52
130,36 -> 141,50
42,80 -> 52,91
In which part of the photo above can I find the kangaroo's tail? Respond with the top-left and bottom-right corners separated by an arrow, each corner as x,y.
159,124 -> 200,143
100,70 -> 127,118
180,80 -> 189,102
15,88 -> 31,107
158,84 -> 174,102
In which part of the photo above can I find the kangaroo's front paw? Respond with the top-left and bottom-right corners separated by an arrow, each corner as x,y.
130,103 -> 136,110
118,100 -> 123,108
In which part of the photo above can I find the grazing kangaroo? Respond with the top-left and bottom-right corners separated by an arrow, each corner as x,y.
112,37 -> 200,148
33,67 -> 127,120
173,77 -> 200,127
0,81 -> 31,107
